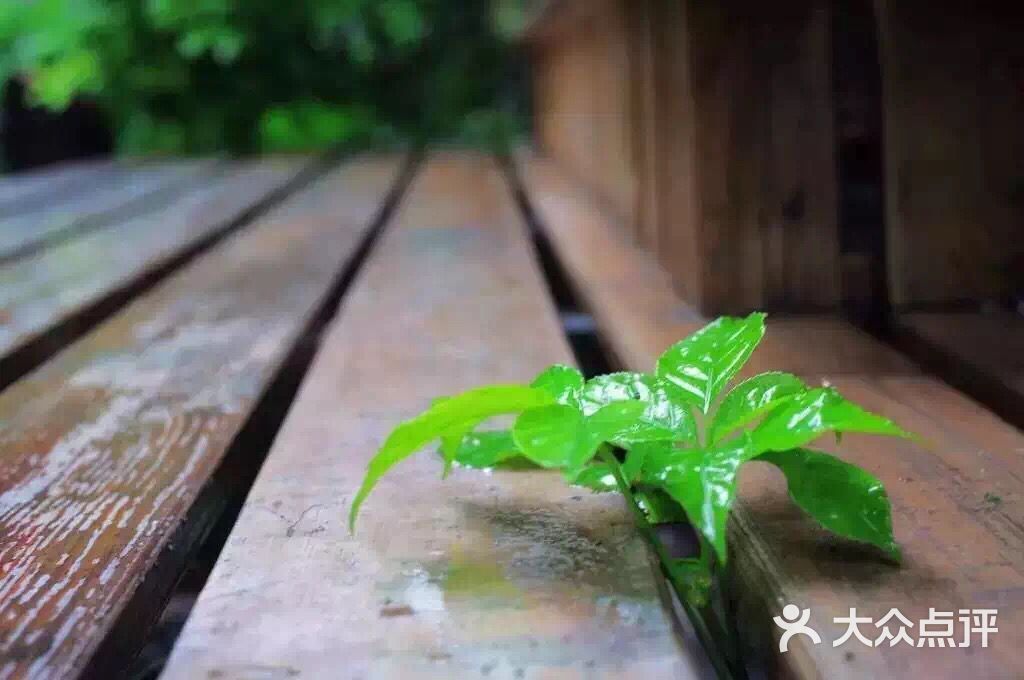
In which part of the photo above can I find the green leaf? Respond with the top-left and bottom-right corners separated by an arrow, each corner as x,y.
512,404 -> 587,469
29,49 -> 103,109
757,448 -> 900,560
656,313 -> 766,413
621,443 -> 650,483
349,385 -> 554,531
581,372 -> 696,443
531,364 -> 585,407
450,430 -> 523,469
652,435 -> 752,563
587,399 -> 673,446
514,400 -> 661,476
572,465 -> 619,493
749,387 -> 910,457
573,443 -> 648,493
708,372 -> 807,444
635,486 -> 690,524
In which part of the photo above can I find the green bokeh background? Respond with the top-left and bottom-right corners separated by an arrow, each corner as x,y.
0,0 -> 532,155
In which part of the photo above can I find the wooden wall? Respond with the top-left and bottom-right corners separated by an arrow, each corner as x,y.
876,0 -> 1024,307
531,0 -> 636,227
528,0 -> 1023,314
530,0 -> 840,316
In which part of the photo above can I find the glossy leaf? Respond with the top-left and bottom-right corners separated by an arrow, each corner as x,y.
572,465 -> 619,493
574,443 -> 649,493
451,430 -> 522,469
512,404 -> 587,469
431,397 -> 466,478
531,364 -> 585,407
656,313 -> 766,413
581,372 -> 696,443
708,372 -> 807,445
652,435 -> 752,563
749,387 -> 910,458
621,443 -> 650,483
588,399 -> 674,446
513,400 -> 659,474
757,448 -> 900,560
349,385 -> 554,530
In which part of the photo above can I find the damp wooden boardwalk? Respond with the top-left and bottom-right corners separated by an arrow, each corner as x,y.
1,152 -> 1022,680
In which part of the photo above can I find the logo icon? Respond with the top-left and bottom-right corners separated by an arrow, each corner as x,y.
774,604 -> 821,652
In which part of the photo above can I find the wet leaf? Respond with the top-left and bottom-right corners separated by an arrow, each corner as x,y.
708,371 -> 806,445
581,372 -> 696,443
531,364 -> 585,407
757,448 -> 900,560
656,313 -> 766,413
514,400 -> 658,474
349,385 -> 554,530
651,435 -> 752,563
450,430 -> 522,469
512,404 -> 587,469
572,465 -> 619,493
749,387 -> 910,458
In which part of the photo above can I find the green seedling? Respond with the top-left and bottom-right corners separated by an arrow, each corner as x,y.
350,313 -> 910,675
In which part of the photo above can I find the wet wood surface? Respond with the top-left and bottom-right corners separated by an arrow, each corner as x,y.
0,159 -> 216,262
0,156 -> 404,679
898,310 -> 1024,427
0,161 -> 116,216
161,153 -> 705,680
0,158 -> 310,365
521,156 -> 1024,678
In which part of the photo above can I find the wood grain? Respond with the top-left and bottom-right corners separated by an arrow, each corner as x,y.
897,310 -> 1024,426
521,156 -> 1024,678
529,0 -> 840,314
0,156 -> 404,679
161,153 -> 705,680
877,0 -> 1024,305
0,161 -> 117,217
0,160 -> 216,263
0,158 -> 310,364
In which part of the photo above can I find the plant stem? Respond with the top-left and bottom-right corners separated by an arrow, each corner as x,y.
597,449 -> 741,680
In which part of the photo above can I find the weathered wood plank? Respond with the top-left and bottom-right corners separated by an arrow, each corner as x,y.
0,160 -> 216,263
0,161 -> 116,216
0,158 -> 310,368
161,153 -> 704,679
0,155 -> 405,679
897,310 -> 1024,426
521,156 -> 1024,678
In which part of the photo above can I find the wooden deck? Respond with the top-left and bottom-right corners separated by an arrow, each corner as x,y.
520,155 -> 1024,679
0,153 -> 1021,679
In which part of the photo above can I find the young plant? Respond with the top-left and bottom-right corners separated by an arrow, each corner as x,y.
350,312 -> 908,607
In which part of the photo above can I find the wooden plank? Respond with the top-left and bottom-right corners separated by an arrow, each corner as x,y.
0,158 -> 310,367
0,160 -> 116,216
897,310 -> 1024,426
161,153 -> 704,679
0,155 -> 405,679
0,160 -> 215,263
521,157 -> 1024,678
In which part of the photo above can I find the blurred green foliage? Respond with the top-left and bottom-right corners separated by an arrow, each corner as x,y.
0,0 -> 530,154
